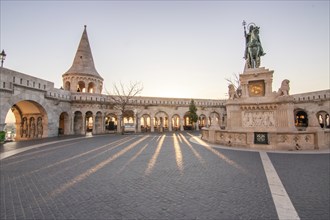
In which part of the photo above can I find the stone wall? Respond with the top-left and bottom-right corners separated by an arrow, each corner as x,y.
202,129 -> 330,150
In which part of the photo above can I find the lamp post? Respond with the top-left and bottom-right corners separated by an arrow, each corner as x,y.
0,50 -> 6,67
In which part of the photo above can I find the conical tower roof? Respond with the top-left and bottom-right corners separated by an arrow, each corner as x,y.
63,25 -> 103,80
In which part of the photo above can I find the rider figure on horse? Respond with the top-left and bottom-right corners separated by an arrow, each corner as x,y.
243,22 -> 266,68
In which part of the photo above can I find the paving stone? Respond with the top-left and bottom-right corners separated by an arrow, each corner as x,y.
0,132 -> 328,219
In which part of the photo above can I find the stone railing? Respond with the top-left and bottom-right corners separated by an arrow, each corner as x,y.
0,67 -> 53,92
201,129 -> 330,151
45,88 -> 71,101
291,89 -> 330,103
70,92 -> 226,107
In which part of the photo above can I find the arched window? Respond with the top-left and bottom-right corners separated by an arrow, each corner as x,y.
88,82 -> 95,93
317,111 -> 330,129
77,81 -> 85,92
318,114 -> 324,128
295,111 -> 308,128
64,81 -> 70,91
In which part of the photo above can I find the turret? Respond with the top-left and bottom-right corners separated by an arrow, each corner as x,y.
62,25 -> 103,94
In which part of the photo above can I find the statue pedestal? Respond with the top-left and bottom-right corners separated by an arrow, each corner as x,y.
240,67 -> 274,98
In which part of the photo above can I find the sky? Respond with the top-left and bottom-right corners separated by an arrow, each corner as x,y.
1,0 -> 329,100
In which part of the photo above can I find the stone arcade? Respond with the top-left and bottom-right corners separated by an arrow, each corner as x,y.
0,26 -> 329,150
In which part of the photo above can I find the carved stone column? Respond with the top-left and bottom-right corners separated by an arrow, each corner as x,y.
150,116 -> 155,132
180,118 -> 184,131
168,116 -> 172,132
117,115 -> 122,133
92,115 -> 96,134
83,115 -> 86,135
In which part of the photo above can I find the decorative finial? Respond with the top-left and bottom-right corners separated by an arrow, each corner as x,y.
84,25 -> 87,29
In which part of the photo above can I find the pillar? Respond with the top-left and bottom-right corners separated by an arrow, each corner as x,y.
168,117 -> 172,132
83,115 -> 86,134
71,112 -> 75,135
117,115 -> 122,133
92,115 -> 96,134
137,115 -> 141,132
180,118 -> 184,131
151,116 -> 155,132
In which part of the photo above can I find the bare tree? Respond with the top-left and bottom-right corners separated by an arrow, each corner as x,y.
225,73 -> 240,89
225,73 -> 242,97
107,81 -> 143,134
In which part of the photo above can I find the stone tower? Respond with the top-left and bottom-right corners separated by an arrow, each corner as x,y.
62,25 -> 103,94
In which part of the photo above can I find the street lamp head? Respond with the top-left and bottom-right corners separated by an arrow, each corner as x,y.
0,50 -> 6,61
0,49 -> 6,68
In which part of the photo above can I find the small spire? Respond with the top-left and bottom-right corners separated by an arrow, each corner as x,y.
63,26 -> 103,80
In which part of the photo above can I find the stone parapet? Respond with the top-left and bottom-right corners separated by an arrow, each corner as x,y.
201,128 -> 330,151
291,90 -> 330,103
0,67 -> 54,92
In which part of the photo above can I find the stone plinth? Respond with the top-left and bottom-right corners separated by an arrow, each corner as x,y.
202,66 -> 329,150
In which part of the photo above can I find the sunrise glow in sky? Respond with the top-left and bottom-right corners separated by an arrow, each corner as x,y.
1,1 -> 329,100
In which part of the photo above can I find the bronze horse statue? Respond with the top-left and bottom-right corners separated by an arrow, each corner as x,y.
244,23 -> 265,68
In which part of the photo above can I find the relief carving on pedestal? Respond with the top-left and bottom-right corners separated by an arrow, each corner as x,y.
242,111 -> 275,127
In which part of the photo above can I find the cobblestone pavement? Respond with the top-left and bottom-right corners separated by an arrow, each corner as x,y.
0,132 -> 329,220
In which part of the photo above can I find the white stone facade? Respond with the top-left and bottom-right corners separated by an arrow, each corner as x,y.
202,67 -> 330,150
0,26 -> 329,151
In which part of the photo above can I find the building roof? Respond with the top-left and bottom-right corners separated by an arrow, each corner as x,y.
63,25 -> 103,80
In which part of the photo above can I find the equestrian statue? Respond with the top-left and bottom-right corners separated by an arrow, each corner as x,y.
243,21 -> 266,68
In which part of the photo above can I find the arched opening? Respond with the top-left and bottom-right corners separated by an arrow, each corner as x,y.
199,114 -> 207,129
295,110 -> 308,129
183,112 -> 193,130
171,114 -> 181,131
105,113 -> 118,132
59,112 -> 69,135
155,111 -> 168,132
64,81 -> 70,91
209,112 -> 220,127
123,110 -> 134,124
88,82 -> 95,93
141,114 -> 151,132
85,111 -> 93,132
5,100 -> 48,141
122,110 -> 135,133
4,110 -> 16,141
74,111 -> 83,134
317,111 -> 330,129
77,81 -> 86,92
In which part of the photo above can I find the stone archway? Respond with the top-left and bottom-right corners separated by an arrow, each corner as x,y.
171,114 -> 181,131
209,112 -> 220,127
88,82 -> 95,93
64,81 -> 71,91
141,114 -> 151,132
85,111 -> 93,132
294,109 -> 308,131
183,112 -> 193,130
105,113 -> 118,132
77,81 -> 86,92
8,100 -> 48,141
123,110 -> 135,124
317,111 -> 330,128
199,114 -> 207,129
155,111 -> 169,132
